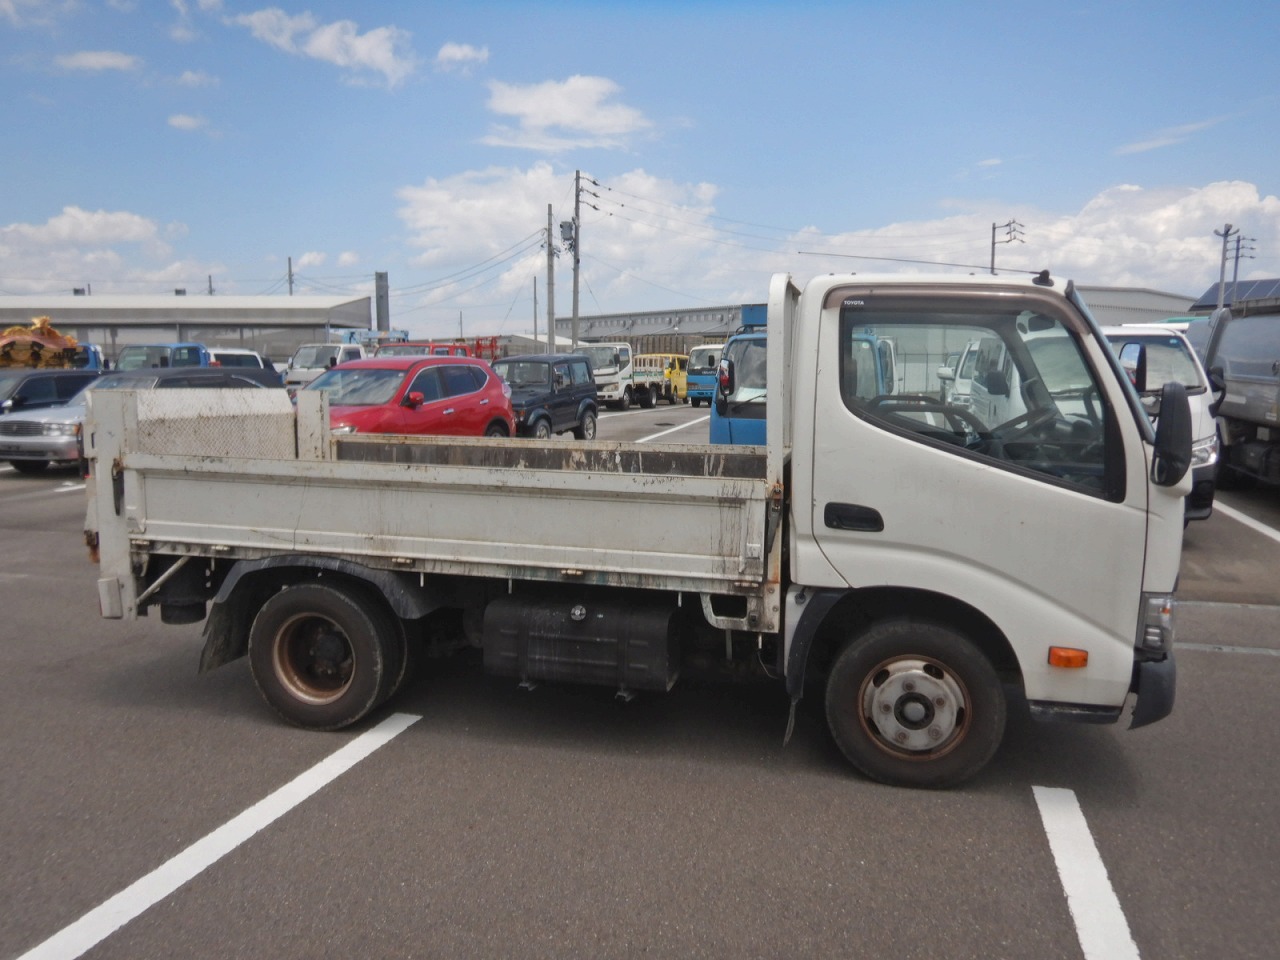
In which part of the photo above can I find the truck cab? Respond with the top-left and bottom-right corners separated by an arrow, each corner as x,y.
284,342 -> 367,390
115,343 -> 212,372
685,343 -> 725,408
579,342 -> 635,409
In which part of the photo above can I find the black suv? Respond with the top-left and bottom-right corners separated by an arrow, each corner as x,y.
0,368 -> 101,416
491,353 -> 598,440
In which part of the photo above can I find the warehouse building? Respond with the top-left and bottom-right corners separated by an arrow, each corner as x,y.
0,294 -> 371,367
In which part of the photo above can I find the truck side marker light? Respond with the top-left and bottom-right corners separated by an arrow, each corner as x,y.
1048,647 -> 1089,668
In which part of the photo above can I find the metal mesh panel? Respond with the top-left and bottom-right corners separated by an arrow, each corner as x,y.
134,390 -> 296,459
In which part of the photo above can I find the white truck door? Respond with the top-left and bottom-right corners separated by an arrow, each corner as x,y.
801,287 -> 1151,708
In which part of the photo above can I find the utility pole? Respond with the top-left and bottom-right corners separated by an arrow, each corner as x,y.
287,256 -> 294,295
1214,223 -> 1238,315
990,220 -> 1024,274
207,274 -> 214,295
533,276 -> 539,341
546,204 -> 556,352
572,169 -> 581,349
1230,233 -> 1257,309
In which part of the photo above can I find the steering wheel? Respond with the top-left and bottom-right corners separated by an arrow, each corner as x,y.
991,407 -> 1058,442
865,394 -> 991,439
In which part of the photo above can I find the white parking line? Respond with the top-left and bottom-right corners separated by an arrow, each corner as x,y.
17,712 -> 421,960
1213,502 -> 1280,547
1033,785 -> 1140,960
639,415 -> 709,443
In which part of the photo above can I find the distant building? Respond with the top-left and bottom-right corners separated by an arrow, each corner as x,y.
0,294 -> 371,366
1075,286 -> 1195,325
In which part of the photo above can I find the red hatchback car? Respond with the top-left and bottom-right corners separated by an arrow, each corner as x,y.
304,356 -> 514,438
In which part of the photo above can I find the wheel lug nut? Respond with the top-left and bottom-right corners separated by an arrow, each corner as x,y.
895,732 -> 908,743
902,681 -> 916,692
928,727 -> 942,740
934,697 -> 946,707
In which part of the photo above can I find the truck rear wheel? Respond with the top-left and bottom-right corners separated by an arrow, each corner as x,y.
639,388 -> 655,409
248,583 -> 402,730
824,619 -> 1005,788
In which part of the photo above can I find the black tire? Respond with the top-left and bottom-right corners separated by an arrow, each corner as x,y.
531,418 -> 553,440
573,410 -> 597,440
248,583 -> 400,730
639,388 -> 655,409
824,618 -> 1005,788
484,421 -> 509,438
618,390 -> 632,412
691,398 -> 701,408
10,459 -> 49,474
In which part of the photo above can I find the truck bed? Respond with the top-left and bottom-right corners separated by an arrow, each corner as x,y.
86,390 -> 777,615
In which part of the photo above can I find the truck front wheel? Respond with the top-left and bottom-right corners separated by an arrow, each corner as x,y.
824,619 -> 1005,788
249,583 -> 402,730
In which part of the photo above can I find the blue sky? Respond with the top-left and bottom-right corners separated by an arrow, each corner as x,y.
3,0 -> 1278,338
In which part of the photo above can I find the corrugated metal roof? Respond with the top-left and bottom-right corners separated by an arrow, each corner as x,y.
0,294 -> 364,310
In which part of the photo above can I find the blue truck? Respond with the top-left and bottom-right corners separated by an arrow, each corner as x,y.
711,305 -> 897,444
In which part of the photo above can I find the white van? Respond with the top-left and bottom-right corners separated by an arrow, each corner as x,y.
1103,325 -> 1217,521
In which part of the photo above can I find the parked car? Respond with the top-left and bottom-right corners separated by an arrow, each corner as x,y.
0,368 -> 101,416
304,356 -> 514,438
0,366 -> 270,474
491,353 -> 598,439
1103,324 -> 1218,521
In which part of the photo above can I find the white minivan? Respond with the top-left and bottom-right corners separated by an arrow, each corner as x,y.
1103,325 -> 1217,521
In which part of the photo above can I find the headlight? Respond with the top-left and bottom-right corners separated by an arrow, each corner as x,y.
331,424 -> 358,435
42,423 -> 79,436
1138,593 -> 1175,654
1190,434 -> 1218,467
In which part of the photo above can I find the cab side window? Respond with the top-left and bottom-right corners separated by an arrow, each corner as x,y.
838,307 -> 1119,499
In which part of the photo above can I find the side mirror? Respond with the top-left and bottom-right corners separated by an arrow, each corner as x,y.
403,392 -> 425,409
717,359 -> 735,397
1207,366 -> 1226,416
936,367 -> 955,382
1151,381 -> 1192,487
328,356 -> 338,368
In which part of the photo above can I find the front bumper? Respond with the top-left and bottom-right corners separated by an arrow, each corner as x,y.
0,434 -> 81,464
1184,463 -> 1216,521
1128,655 -> 1176,729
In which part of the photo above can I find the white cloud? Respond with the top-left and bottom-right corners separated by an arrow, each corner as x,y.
168,113 -> 207,131
337,251 -> 360,267
1,0 -> 75,27
229,8 -> 417,88
55,51 -> 142,72
483,76 -> 652,152
1116,118 -> 1225,156
0,207 -> 213,295
295,251 -> 326,269
435,42 -> 488,73
176,69 -> 218,86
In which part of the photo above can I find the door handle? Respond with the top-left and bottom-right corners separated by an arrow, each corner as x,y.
824,503 -> 884,532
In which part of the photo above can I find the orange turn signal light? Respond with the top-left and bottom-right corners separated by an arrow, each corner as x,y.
1048,647 -> 1089,669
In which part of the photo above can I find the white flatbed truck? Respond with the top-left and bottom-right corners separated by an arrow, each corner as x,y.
83,272 -> 1193,788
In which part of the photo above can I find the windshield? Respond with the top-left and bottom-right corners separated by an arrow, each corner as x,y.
723,338 -> 766,403
305,367 -> 405,405
580,346 -> 624,370
116,345 -> 203,371
291,345 -> 341,368
376,344 -> 430,357
1105,333 -> 1205,393
0,371 -> 28,402
63,374 -> 158,405
492,360 -> 550,387
689,346 -> 721,372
